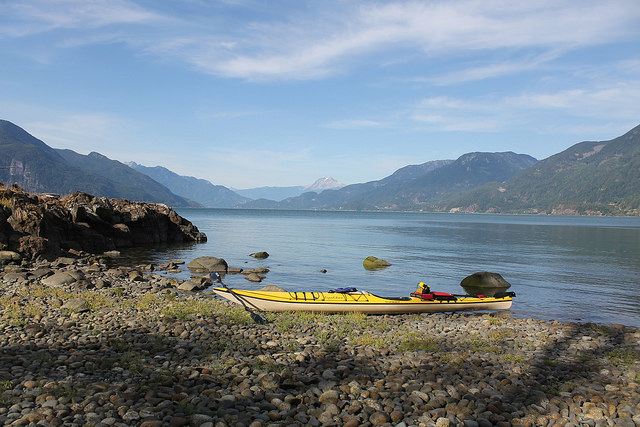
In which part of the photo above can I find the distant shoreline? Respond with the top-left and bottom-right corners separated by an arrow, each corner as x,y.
178,206 -> 640,218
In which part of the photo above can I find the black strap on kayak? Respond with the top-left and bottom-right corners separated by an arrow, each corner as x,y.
329,287 -> 357,293
433,294 -> 457,302
494,291 -> 516,299
210,272 -> 267,324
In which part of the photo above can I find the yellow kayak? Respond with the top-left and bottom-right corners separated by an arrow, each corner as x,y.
211,284 -> 513,314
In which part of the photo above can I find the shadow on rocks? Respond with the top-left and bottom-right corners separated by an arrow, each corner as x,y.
0,308 -> 638,427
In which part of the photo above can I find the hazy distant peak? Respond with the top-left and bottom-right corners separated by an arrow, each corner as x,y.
304,177 -> 345,192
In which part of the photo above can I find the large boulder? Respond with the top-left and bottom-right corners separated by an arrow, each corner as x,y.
460,272 -> 511,296
42,272 -> 77,287
188,256 -> 228,273
178,276 -> 209,291
0,250 -> 20,263
363,256 -> 391,271
244,272 -> 265,283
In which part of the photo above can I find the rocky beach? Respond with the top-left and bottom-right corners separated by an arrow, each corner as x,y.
1,253 -> 639,427
0,188 -> 639,426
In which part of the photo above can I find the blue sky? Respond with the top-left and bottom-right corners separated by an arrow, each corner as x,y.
1,0 -> 639,189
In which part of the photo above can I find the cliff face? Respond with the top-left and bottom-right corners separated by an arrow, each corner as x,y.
0,185 -> 206,260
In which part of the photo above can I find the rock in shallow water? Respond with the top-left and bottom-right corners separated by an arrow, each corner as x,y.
250,251 -> 269,259
363,256 -> 391,270
188,256 -> 228,273
460,271 -> 511,296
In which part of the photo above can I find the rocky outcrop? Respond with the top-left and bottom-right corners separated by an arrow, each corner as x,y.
0,186 -> 206,260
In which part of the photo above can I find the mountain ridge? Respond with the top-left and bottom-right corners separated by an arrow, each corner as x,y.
3,119 -> 639,216
444,124 -> 640,215
127,162 -> 249,208
240,153 -> 537,211
0,119 -> 194,207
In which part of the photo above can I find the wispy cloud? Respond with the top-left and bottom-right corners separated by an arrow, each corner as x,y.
425,50 -> 563,86
178,0 -> 640,80
406,79 -> 640,134
3,0 -> 639,81
506,82 -> 640,120
0,0 -> 165,37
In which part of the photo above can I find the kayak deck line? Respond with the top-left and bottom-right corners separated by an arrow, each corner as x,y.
211,287 -> 514,314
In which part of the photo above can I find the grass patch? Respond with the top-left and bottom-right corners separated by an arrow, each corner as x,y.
441,353 -> 466,365
271,311 -> 324,328
111,287 -> 125,297
488,328 -> 513,341
25,285 -> 72,300
459,336 -> 501,354
159,299 -> 248,321
281,338 -> 300,352
0,379 -> 12,405
135,293 -> 164,311
222,306 -> 254,324
125,294 -> 260,324
487,315 -> 504,326
312,328 -> 342,353
606,349 -> 639,366
0,380 -> 13,392
79,291 -> 119,311
398,331 -> 441,352
352,334 -> 390,349
0,297 -> 43,325
588,323 -> 613,335
503,353 -> 526,363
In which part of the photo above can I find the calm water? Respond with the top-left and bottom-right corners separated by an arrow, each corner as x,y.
122,209 -> 640,327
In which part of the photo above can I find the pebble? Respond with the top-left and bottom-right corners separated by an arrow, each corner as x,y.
0,256 -> 638,426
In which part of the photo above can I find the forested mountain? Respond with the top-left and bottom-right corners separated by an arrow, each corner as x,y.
128,163 -> 249,208
445,124 -> 640,215
241,154 -> 536,210
0,120 -> 194,206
